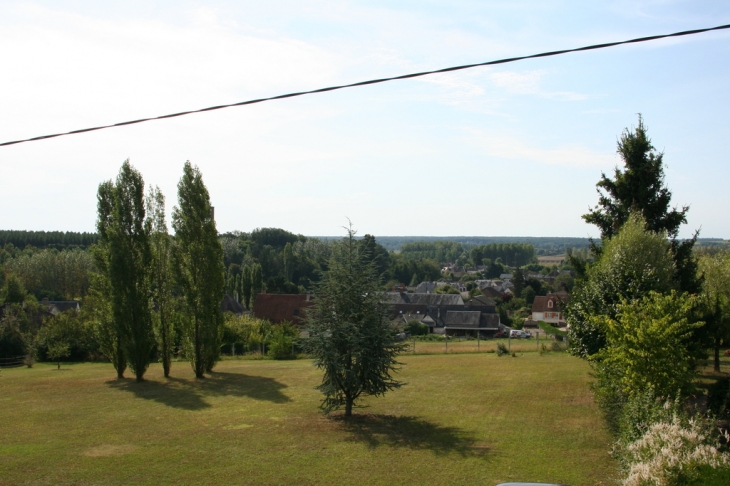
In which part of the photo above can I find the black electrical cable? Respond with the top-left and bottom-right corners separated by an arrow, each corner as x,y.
2,23 -> 729,147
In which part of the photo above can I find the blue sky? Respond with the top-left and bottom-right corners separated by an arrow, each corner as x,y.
0,1 -> 728,238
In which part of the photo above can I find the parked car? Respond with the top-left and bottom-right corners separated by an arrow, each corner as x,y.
509,330 -> 532,339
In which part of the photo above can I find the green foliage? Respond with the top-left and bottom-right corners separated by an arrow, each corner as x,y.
698,251 -> 730,371
434,284 -> 459,295
172,162 -> 226,378
46,342 -> 70,369
0,305 -> 29,359
567,214 -> 676,358
496,342 -> 508,356
0,230 -> 99,250
267,321 -> 299,360
522,286 -> 536,305
306,226 -> 407,416
147,186 -> 174,377
554,273 -> 574,292
592,291 -> 702,400
583,115 -> 688,240
2,273 -> 27,304
265,275 -> 299,294
399,241 -> 464,263
387,254 -> 441,286
538,320 -> 567,337
582,115 -> 699,295
3,249 -> 94,300
251,263 -> 263,307
404,320 -> 429,336
95,160 -> 154,382
86,268 -> 125,376
469,243 -> 535,267
241,264 -> 253,309
37,310 -> 96,364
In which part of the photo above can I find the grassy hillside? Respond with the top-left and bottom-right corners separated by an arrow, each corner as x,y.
0,353 -> 617,485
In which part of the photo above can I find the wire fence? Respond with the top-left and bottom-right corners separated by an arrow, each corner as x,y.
0,356 -> 27,368
407,333 -> 568,355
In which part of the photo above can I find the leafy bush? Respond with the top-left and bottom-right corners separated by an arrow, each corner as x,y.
404,320 -> 429,336
221,314 -> 271,354
496,342 -> 508,357
566,214 -> 677,358
592,291 -> 701,400
267,322 -> 299,360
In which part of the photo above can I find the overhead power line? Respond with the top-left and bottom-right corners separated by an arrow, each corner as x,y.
2,22 -> 729,148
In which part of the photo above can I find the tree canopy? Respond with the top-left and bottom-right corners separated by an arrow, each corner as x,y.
172,161 -> 225,378
567,214 -> 676,358
582,115 -> 688,240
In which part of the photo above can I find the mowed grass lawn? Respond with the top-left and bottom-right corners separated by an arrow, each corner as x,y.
0,352 -> 617,485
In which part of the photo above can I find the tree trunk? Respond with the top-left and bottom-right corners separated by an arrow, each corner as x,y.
115,343 -> 126,379
715,338 -> 721,373
57,360 -> 60,370
344,397 -> 353,417
162,323 -> 170,378
194,316 -> 205,378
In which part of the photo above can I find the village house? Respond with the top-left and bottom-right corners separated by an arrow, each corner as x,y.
531,292 -> 568,326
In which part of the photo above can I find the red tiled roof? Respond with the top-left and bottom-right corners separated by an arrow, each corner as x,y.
531,293 -> 567,313
252,293 -> 313,325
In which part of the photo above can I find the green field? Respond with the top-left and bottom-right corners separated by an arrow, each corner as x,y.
0,353 -> 617,485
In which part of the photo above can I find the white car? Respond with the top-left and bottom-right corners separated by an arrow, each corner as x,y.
509,330 -> 532,339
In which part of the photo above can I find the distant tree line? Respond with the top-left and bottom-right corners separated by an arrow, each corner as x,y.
398,241 -> 465,263
0,230 -> 99,249
469,243 -> 535,268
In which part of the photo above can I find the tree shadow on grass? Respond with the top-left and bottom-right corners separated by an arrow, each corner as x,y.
107,371 -> 291,411
334,414 -> 489,458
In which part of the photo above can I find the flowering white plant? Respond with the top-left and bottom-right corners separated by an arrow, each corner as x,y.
623,414 -> 729,485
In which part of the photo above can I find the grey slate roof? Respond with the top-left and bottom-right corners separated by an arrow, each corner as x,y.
382,292 -> 464,306
414,282 -> 438,293
443,311 -> 481,328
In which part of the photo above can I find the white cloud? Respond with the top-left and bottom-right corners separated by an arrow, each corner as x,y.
464,129 -> 616,168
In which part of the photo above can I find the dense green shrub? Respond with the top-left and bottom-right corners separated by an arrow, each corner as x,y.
404,320 -> 429,336
496,342 -> 508,357
267,322 -> 299,360
592,291 -> 701,400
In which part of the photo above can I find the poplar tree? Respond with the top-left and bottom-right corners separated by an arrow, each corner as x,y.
96,161 -> 154,382
147,186 -> 174,377
241,265 -> 253,310
251,263 -> 263,309
172,162 -> 225,378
